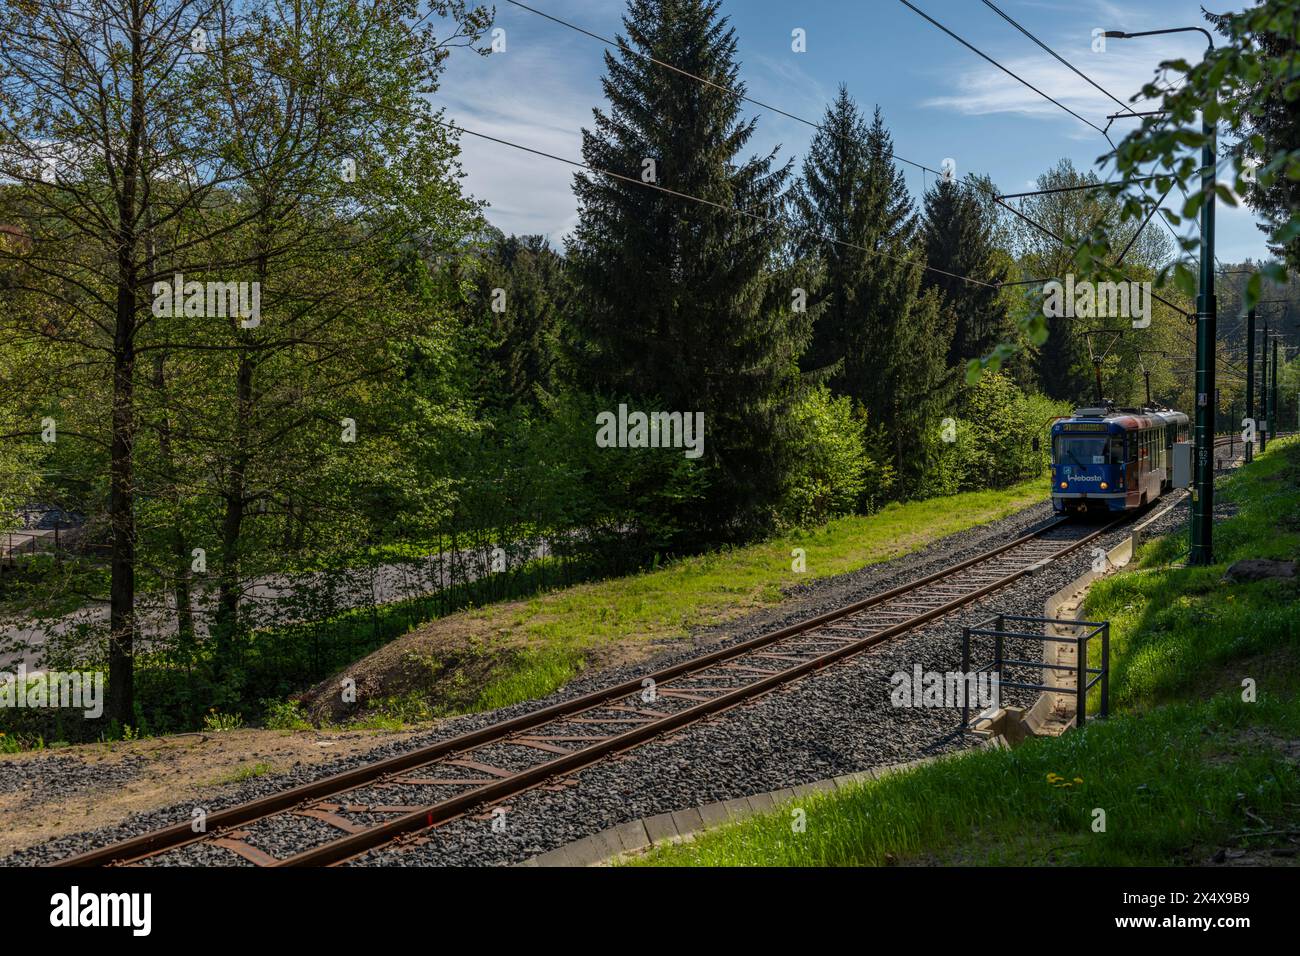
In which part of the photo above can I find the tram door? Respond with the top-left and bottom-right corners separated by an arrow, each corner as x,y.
1126,432 -> 1138,490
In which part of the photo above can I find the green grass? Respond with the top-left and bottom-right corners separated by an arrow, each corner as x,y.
296,479 -> 1047,730
1083,437 -> 1300,710
347,479 -> 1047,723
211,761 -> 277,786
635,693 -> 1300,866
473,647 -> 587,711
464,479 -> 1047,656
633,439 -> 1300,867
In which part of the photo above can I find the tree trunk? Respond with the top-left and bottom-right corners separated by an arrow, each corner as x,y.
214,354 -> 253,677
107,286 -> 137,726
106,14 -> 146,727
152,356 -> 195,650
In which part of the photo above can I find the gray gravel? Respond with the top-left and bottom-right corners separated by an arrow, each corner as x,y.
2,494 -> 1195,867
0,753 -> 149,806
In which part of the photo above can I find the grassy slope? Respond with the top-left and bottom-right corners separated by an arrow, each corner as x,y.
314,479 -> 1048,720
634,439 -> 1300,866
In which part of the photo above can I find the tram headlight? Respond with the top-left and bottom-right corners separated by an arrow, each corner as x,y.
1100,482 -> 1108,490
1059,481 -> 1067,489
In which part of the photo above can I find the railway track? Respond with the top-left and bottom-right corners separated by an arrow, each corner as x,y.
55,512 -> 1131,868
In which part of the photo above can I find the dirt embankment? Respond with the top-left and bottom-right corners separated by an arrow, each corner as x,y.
0,727 -> 420,857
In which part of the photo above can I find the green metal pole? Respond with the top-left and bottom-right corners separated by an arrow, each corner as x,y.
1261,323 -> 1270,453
1245,308 -> 1255,463
1273,337 -> 1280,444
1190,105 -> 1217,565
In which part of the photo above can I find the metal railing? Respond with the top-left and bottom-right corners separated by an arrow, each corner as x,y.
1,526 -> 71,567
960,612 -> 1109,732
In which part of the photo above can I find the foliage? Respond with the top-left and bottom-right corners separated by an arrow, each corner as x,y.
1095,2 -> 1300,310
566,0 -> 810,540
921,178 -> 1013,371
201,710 -> 245,733
779,385 -> 886,526
918,373 -> 1067,498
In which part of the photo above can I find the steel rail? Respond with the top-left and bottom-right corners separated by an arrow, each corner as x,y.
54,513 -> 1126,868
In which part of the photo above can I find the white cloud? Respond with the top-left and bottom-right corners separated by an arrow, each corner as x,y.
434,19 -> 605,246
920,41 -> 1195,133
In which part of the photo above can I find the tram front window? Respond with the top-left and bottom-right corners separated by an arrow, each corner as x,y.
1054,435 -> 1119,467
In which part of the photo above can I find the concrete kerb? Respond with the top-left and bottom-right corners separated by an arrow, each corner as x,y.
525,500 -> 1189,868
1035,495 -> 1182,730
520,759 -> 938,867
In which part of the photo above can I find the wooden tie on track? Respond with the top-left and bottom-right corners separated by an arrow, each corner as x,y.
54,515 -> 1124,868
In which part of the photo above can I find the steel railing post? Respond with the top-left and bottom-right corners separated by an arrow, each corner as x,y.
1101,624 -> 1110,718
961,625 -> 970,730
1076,635 -> 1087,728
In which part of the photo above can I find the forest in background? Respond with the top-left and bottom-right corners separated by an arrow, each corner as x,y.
1,0 -> 1298,738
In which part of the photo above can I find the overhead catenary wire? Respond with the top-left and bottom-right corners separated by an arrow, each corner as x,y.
502,0 -> 992,203
900,0 -> 1220,362
896,0 -> 1109,136
502,0 -> 1233,405
435,117 -> 1000,289
973,0 -> 1195,268
980,0 -> 1139,118
502,0 -> 1174,310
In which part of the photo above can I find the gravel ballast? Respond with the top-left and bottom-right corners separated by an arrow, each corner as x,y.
2,494 -> 1195,867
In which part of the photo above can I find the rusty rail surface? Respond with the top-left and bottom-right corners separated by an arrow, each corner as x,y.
53,511 -> 1134,868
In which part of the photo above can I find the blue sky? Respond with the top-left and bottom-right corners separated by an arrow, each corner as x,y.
436,0 -> 1270,263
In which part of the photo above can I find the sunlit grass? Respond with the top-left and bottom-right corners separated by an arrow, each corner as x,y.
633,439 -> 1300,867
474,479 -> 1047,653
634,694 -> 1300,866
432,480 -> 1046,716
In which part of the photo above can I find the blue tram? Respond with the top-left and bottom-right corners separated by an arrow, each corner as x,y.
1050,407 -> 1190,514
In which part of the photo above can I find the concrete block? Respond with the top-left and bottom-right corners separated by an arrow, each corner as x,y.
670,807 -> 705,838
584,827 -> 625,864
769,787 -> 798,807
612,819 -> 651,854
720,797 -> 752,820
643,812 -> 679,845
745,792 -> 776,815
698,801 -> 731,829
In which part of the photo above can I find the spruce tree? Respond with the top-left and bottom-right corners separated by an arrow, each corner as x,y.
466,229 -> 568,413
792,96 -> 953,488
790,85 -> 874,382
567,0 -> 808,539
921,177 -> 1012,370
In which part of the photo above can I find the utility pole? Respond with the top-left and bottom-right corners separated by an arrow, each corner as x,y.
1190,92 -> 1217,564
1102,25 -> 1216,562
1245,307 -> 1255,462
1272,336 -> 1280,444
1261,322 -> 1270,453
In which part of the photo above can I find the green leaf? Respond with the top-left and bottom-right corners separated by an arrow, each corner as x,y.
1244,272 -> 1262,312
1214,183 -> 1238,207
1261,262 -> 1288,285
